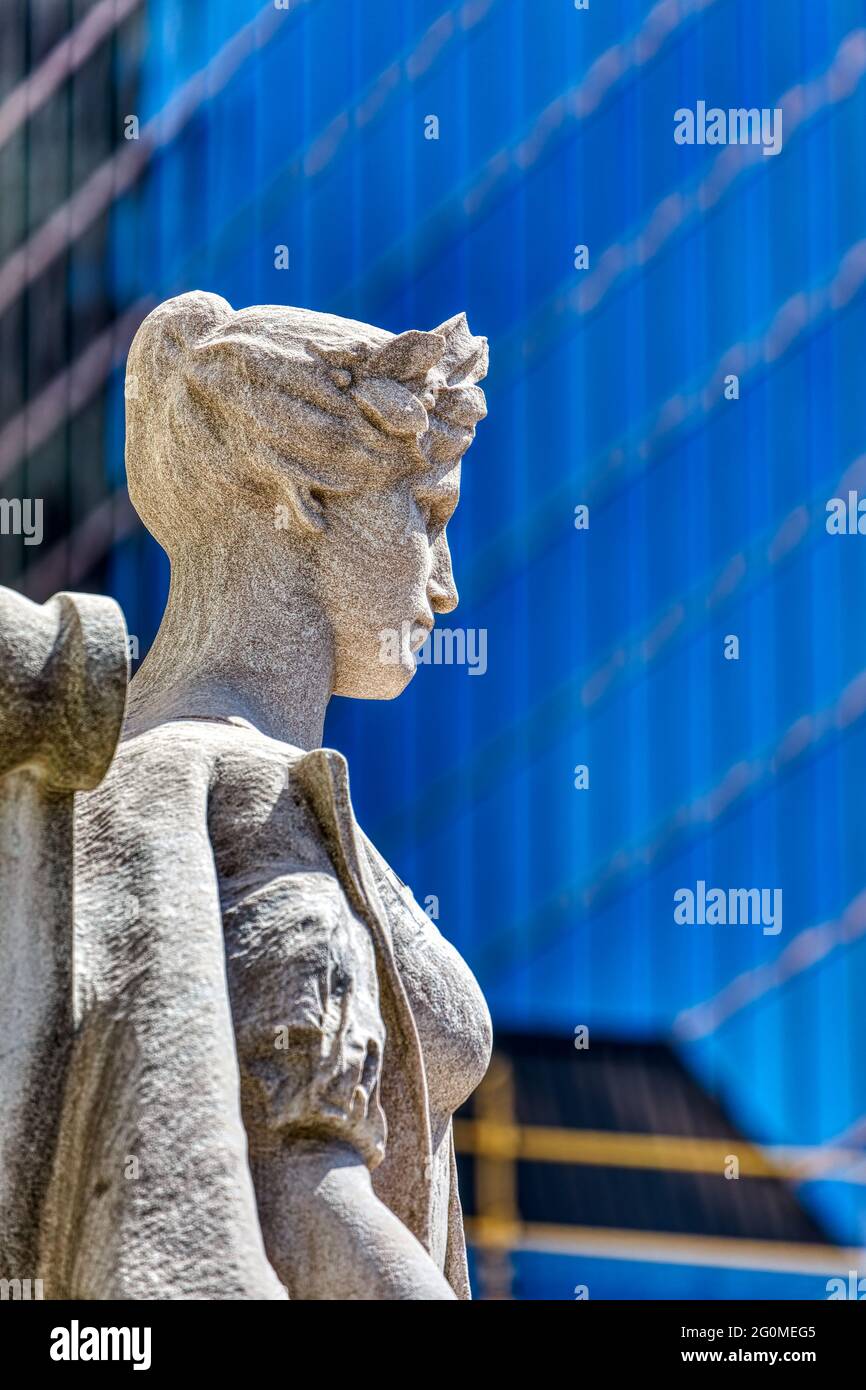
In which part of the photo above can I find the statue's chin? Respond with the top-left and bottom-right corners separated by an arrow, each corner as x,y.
333,659 -> 415,701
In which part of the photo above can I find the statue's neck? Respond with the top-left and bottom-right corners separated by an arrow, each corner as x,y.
125,545 -> 334,750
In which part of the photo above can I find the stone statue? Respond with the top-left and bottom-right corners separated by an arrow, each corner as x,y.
0,587 -> 128,1291
16,292 -> 492,1299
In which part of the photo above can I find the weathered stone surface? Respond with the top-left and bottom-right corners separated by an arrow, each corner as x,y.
0,587 -> 128,1288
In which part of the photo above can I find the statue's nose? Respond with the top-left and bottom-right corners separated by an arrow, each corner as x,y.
428,575 -> 459,615
428,536 -> 458,613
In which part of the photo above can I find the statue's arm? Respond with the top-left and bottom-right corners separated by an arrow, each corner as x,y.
271,1141 -> 455,1300
65,734 -> 287,1300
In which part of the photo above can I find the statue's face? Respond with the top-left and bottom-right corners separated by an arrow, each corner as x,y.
317,460 -> 461,699
124,295 -> 485,707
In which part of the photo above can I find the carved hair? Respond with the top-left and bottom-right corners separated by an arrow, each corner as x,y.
125,291 -> 487,548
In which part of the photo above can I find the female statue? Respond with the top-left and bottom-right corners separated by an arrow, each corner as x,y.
44,292 -> 492,1300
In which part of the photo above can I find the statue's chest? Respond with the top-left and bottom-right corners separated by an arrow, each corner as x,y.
208,744 -> 491,1140
361,844 -> 492,1143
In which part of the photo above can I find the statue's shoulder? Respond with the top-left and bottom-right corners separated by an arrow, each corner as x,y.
78,719 -> 226,830
82,718 -> 365,884
120,718 -> 221,774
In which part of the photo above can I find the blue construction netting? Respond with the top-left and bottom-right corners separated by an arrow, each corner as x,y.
100,0 -> 866,1283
